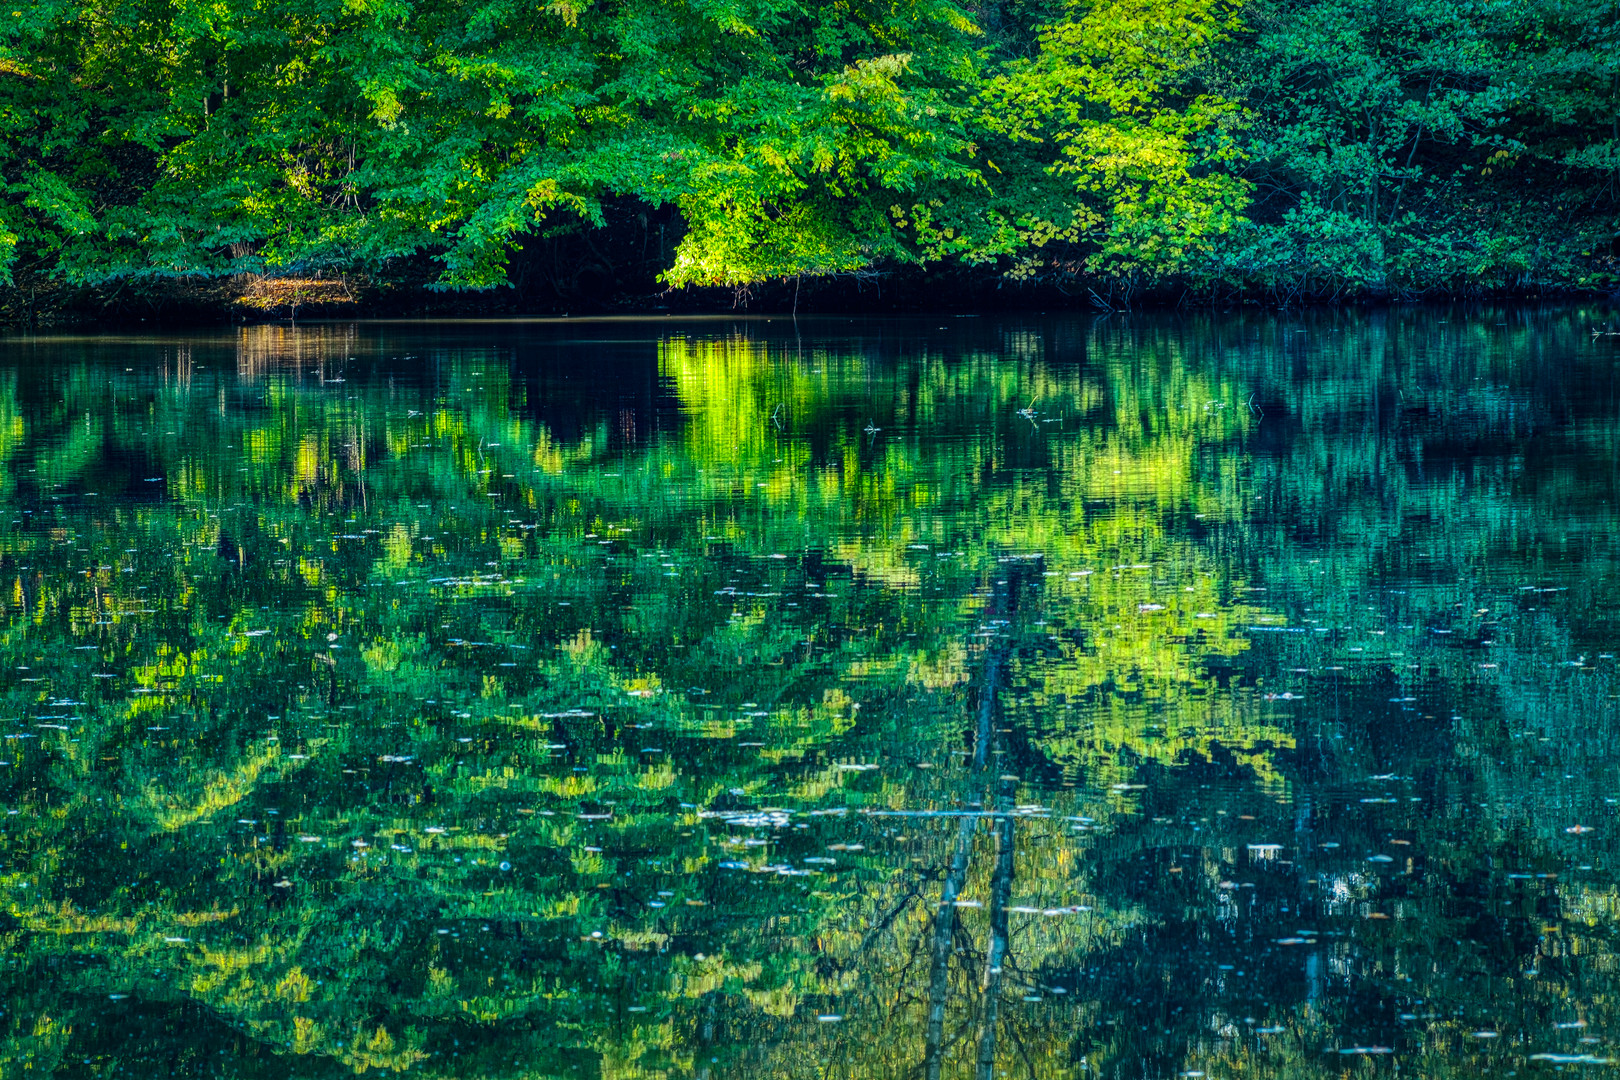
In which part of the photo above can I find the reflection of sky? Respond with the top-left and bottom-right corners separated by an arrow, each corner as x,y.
0,310 -> 1616,1077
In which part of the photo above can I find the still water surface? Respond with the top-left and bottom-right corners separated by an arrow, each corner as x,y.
2,310 -> 1619,1078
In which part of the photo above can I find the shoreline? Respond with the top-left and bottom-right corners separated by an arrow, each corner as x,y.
6,271 -> 1619,332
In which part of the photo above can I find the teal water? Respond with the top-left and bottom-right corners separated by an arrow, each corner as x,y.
2,309 -> 1619,1078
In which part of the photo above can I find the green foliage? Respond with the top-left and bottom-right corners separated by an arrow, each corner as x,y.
1,0 -> 1618,303
0,0 -> 988,291
1218,0 -> 1620,296
983,0 -> 1250,278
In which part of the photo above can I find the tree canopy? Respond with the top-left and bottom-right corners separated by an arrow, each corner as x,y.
2,0 -> 1617,305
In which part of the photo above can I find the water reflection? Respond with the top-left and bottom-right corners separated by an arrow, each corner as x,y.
0,309 -> 1617,1077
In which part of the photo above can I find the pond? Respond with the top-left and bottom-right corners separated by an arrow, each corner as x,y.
1,308 -> 1618,1078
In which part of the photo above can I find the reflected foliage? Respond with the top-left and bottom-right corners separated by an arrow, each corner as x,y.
1,311 -> 1619,1077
